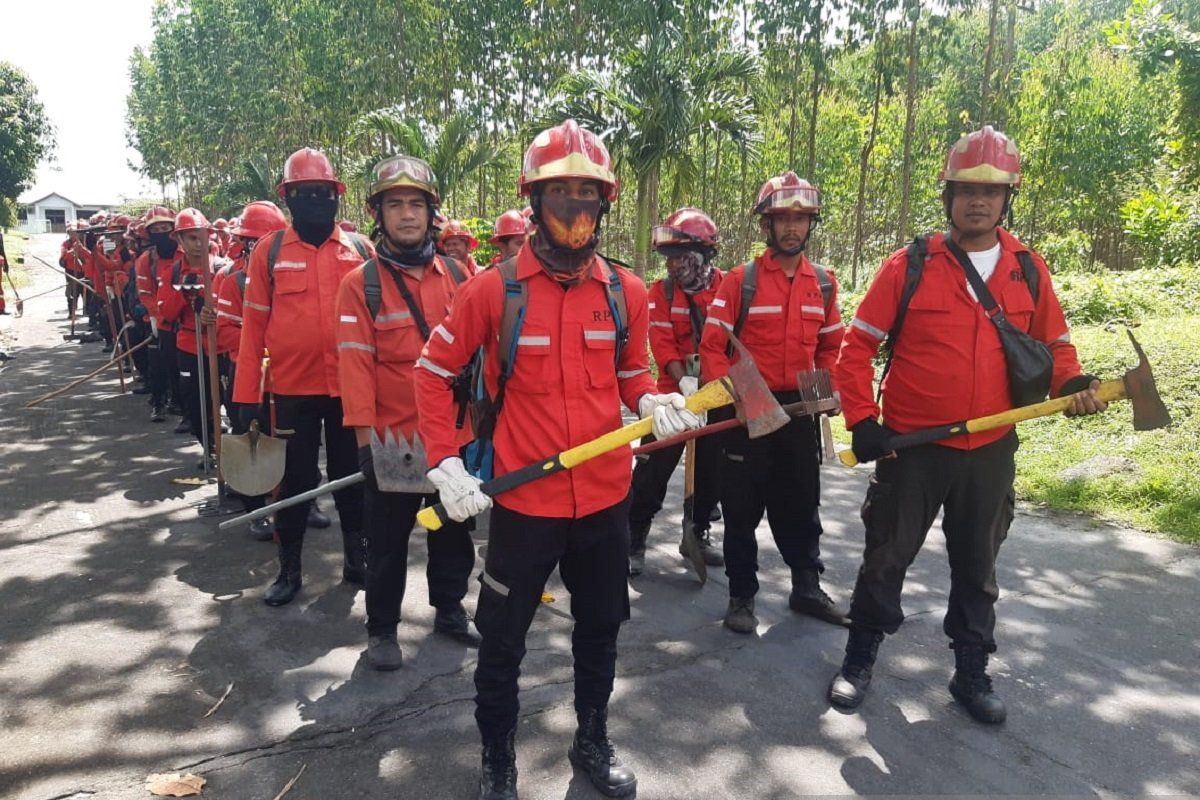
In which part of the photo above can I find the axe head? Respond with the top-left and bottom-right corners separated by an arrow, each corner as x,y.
726,333 -> 789,438
1123,329 -> 1171,431
371,428 -> 436,494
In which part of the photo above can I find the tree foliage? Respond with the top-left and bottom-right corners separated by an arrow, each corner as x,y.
126,0 -> 1200,281
0,61 -> 55,203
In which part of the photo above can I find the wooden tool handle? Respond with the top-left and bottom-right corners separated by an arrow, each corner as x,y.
838,380 -> 1127,467
417,378 -> 736,531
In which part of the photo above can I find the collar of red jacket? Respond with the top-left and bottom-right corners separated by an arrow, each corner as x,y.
927,226 -> 1030,257
514,241 -> 612,285
757,248 -> 816,278
279,225 -> 361,252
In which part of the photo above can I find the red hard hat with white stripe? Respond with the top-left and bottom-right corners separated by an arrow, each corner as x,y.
754,172 -> 821,216
939,125 -> 1022,187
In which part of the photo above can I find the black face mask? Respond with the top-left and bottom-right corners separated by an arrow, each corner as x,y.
286,195 -> 339,246
85,232 -> 98,250
150,231 -> 177,259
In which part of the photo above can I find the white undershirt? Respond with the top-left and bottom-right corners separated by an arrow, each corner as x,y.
965,243 -> 1001,302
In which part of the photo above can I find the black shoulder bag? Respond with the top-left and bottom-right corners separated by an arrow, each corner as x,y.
944,237 -> 1053,407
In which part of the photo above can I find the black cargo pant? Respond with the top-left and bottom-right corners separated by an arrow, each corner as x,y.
628,425 -> 721,547
272,394 -> 363,545
176,348 -> 218,450
363,479 -> 475,637
847,431 -> 1018,650
720,398 -> 824,600
151,328 -> 179,408
474,498 -> 631,740
130,319 -> 151,377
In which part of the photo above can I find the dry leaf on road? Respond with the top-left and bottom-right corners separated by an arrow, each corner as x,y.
146,772 -> 205,796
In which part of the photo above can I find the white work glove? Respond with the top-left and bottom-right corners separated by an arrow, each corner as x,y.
639,393 -> 703,440
427,456 -> 492,522
678,375 -> 699,397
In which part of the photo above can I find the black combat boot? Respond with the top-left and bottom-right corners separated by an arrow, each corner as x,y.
264,536 -> 303,607
434,602 -> 481,646
479,728 -> 518,800
949,643 -> 1007,724
568,707 -> 637,797
828,627 -> 884,709
341,529 -> 365,585
307,501 -> 332,529
788,567 -> 849,627
627,523 -> 649,577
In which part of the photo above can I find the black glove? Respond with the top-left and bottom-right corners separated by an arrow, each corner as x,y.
1057,374 -> 1099,398
851,419 -> 895,463
357,444 -> 374,478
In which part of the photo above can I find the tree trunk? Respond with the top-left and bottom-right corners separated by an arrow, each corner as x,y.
981,0 -> 1001,124
897,7 -> 921,246
806,59 -> 822,178
634,169 -> 652,279
851,66 -> 885,288
788,82 -> 799,167
999,0 -> 1018,129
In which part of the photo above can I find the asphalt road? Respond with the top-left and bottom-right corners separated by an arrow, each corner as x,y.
1,234 -> 1197,799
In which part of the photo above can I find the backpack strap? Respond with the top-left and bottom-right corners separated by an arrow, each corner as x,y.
442,255 -> 467,285
265,230 -> 286,293
811,261 -> 834,312
362,258 -> 383,322
1016,250 -> 1040,304
600,258 -> 629,368
235,269 -> 248,297
171,259 -> 182,288
877,236 -> 928,399
726,261 -> 756,357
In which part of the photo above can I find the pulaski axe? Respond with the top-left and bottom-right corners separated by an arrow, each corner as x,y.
218,428 -> 435,530
839,329 -> 1172,467
416,332 -> 789,548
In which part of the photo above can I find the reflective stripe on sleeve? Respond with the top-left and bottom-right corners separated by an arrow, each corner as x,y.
851,317 -> 887,340
338,341 -> 376,353
245,301 -> 270,312
339,314 -> 358,323
819,321 -> 845,335
433,324 -> 455,344
747,305 -> 783,315
416,356 -> 456,378
617,368 -> 649,379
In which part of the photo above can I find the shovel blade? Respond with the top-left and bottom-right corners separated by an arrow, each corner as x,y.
371,429 -> 435,494
221,423 -> 287,496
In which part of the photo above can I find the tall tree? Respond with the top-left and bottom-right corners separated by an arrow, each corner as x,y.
0,62 -> 55,204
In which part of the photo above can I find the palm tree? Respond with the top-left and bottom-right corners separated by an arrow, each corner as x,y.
537,1 -> 760,275
351,109 -> 504,214
209,154 -> 279,217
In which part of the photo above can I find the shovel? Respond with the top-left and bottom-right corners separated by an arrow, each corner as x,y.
5,272 -> 24,317
221,420 -> 287,496
838,329 -> 1172,467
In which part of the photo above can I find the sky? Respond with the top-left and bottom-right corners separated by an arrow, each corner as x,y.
6,0 -> 158,207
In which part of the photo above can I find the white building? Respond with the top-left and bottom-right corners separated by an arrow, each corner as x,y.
16,193 -> 115,234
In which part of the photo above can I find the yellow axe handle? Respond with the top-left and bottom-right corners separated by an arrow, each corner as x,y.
417,378 -> 736,531
839,379 -> 1127,467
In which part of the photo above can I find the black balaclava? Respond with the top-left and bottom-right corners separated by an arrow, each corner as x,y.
371,198 -> 437,269
286,190 -> 339,247
529,187 -> 607,280
150,231 -> 177,259
659,245 -> 715,294
942,182 -> 1015,231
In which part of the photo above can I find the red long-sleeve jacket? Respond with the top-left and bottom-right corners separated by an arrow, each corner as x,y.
700,251 -> 844,392
835,228 -> 1084,450
646,270 -> 723,393
414,244 -> 657,518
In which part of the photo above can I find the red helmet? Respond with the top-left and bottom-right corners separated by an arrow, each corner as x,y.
232,201 -> 287,240
519,119 -> 618,201
131,221 -> 149,241
440,219 -> 478,250
939,125 -> 1022,187
143,205 -> 177,226
276,147 -> 346,197
367,154 -> 440,205
338,220 -> 358,233
754,172 -> 821,216
489,210 -> 527,244
173,207 -> 212,236
106,214 -> 133,233
88,212 -> 108,229
652,207 -> 720,249
433,211 -> 448,234
213,218 -> 230,232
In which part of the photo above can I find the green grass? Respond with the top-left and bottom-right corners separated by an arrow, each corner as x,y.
1,229 -> 33,289
1013,317 -> 1199,542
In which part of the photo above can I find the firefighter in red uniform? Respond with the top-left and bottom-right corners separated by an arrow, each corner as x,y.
439,219 -> 481,274
61,221 -> 88,318
336,155 -> 479,672
486,209 -> 527,267
93,214 -> 131,354
124,220 -> 153,393
828,126 -> 1107,723
232,147 -> 375,607
217,201 -> 289,540
157,209 -> 226,464
211,218 -> 231,257
415,120 -> 699,799
628,207 -> 726,576
136,206 -> 180,423
699,172 -> 847,634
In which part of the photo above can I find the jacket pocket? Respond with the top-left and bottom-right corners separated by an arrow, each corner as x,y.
582,329 -> 617,388
373,311 -> 422,364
